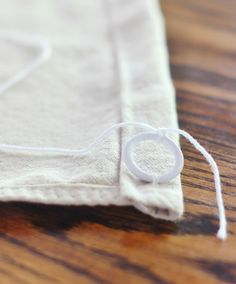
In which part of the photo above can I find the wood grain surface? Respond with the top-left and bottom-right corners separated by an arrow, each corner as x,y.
0,1 -> 236,283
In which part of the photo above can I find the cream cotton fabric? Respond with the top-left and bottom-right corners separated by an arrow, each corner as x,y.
0,0 -> 183,220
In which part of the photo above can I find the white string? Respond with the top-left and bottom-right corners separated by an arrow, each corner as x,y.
165,128 -> 227,240
0,122 -> 227,240
0,122 -> 155,154
0,31 -> 51,95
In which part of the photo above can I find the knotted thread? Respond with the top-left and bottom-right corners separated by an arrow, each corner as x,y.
0,121 -> 227,240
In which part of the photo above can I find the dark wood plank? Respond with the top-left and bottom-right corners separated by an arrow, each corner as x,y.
0,1 -> 235,283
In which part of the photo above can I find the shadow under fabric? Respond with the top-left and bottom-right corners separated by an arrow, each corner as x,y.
0,0 -> 183,221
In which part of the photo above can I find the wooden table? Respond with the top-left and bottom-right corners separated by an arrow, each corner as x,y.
0,1 -> 235,283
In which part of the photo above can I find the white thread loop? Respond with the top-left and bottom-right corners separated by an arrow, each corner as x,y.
0,122 -> 227,240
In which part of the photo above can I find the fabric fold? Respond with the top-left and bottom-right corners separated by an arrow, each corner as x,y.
0,0 -> 183,221
107,0 -> 183,220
